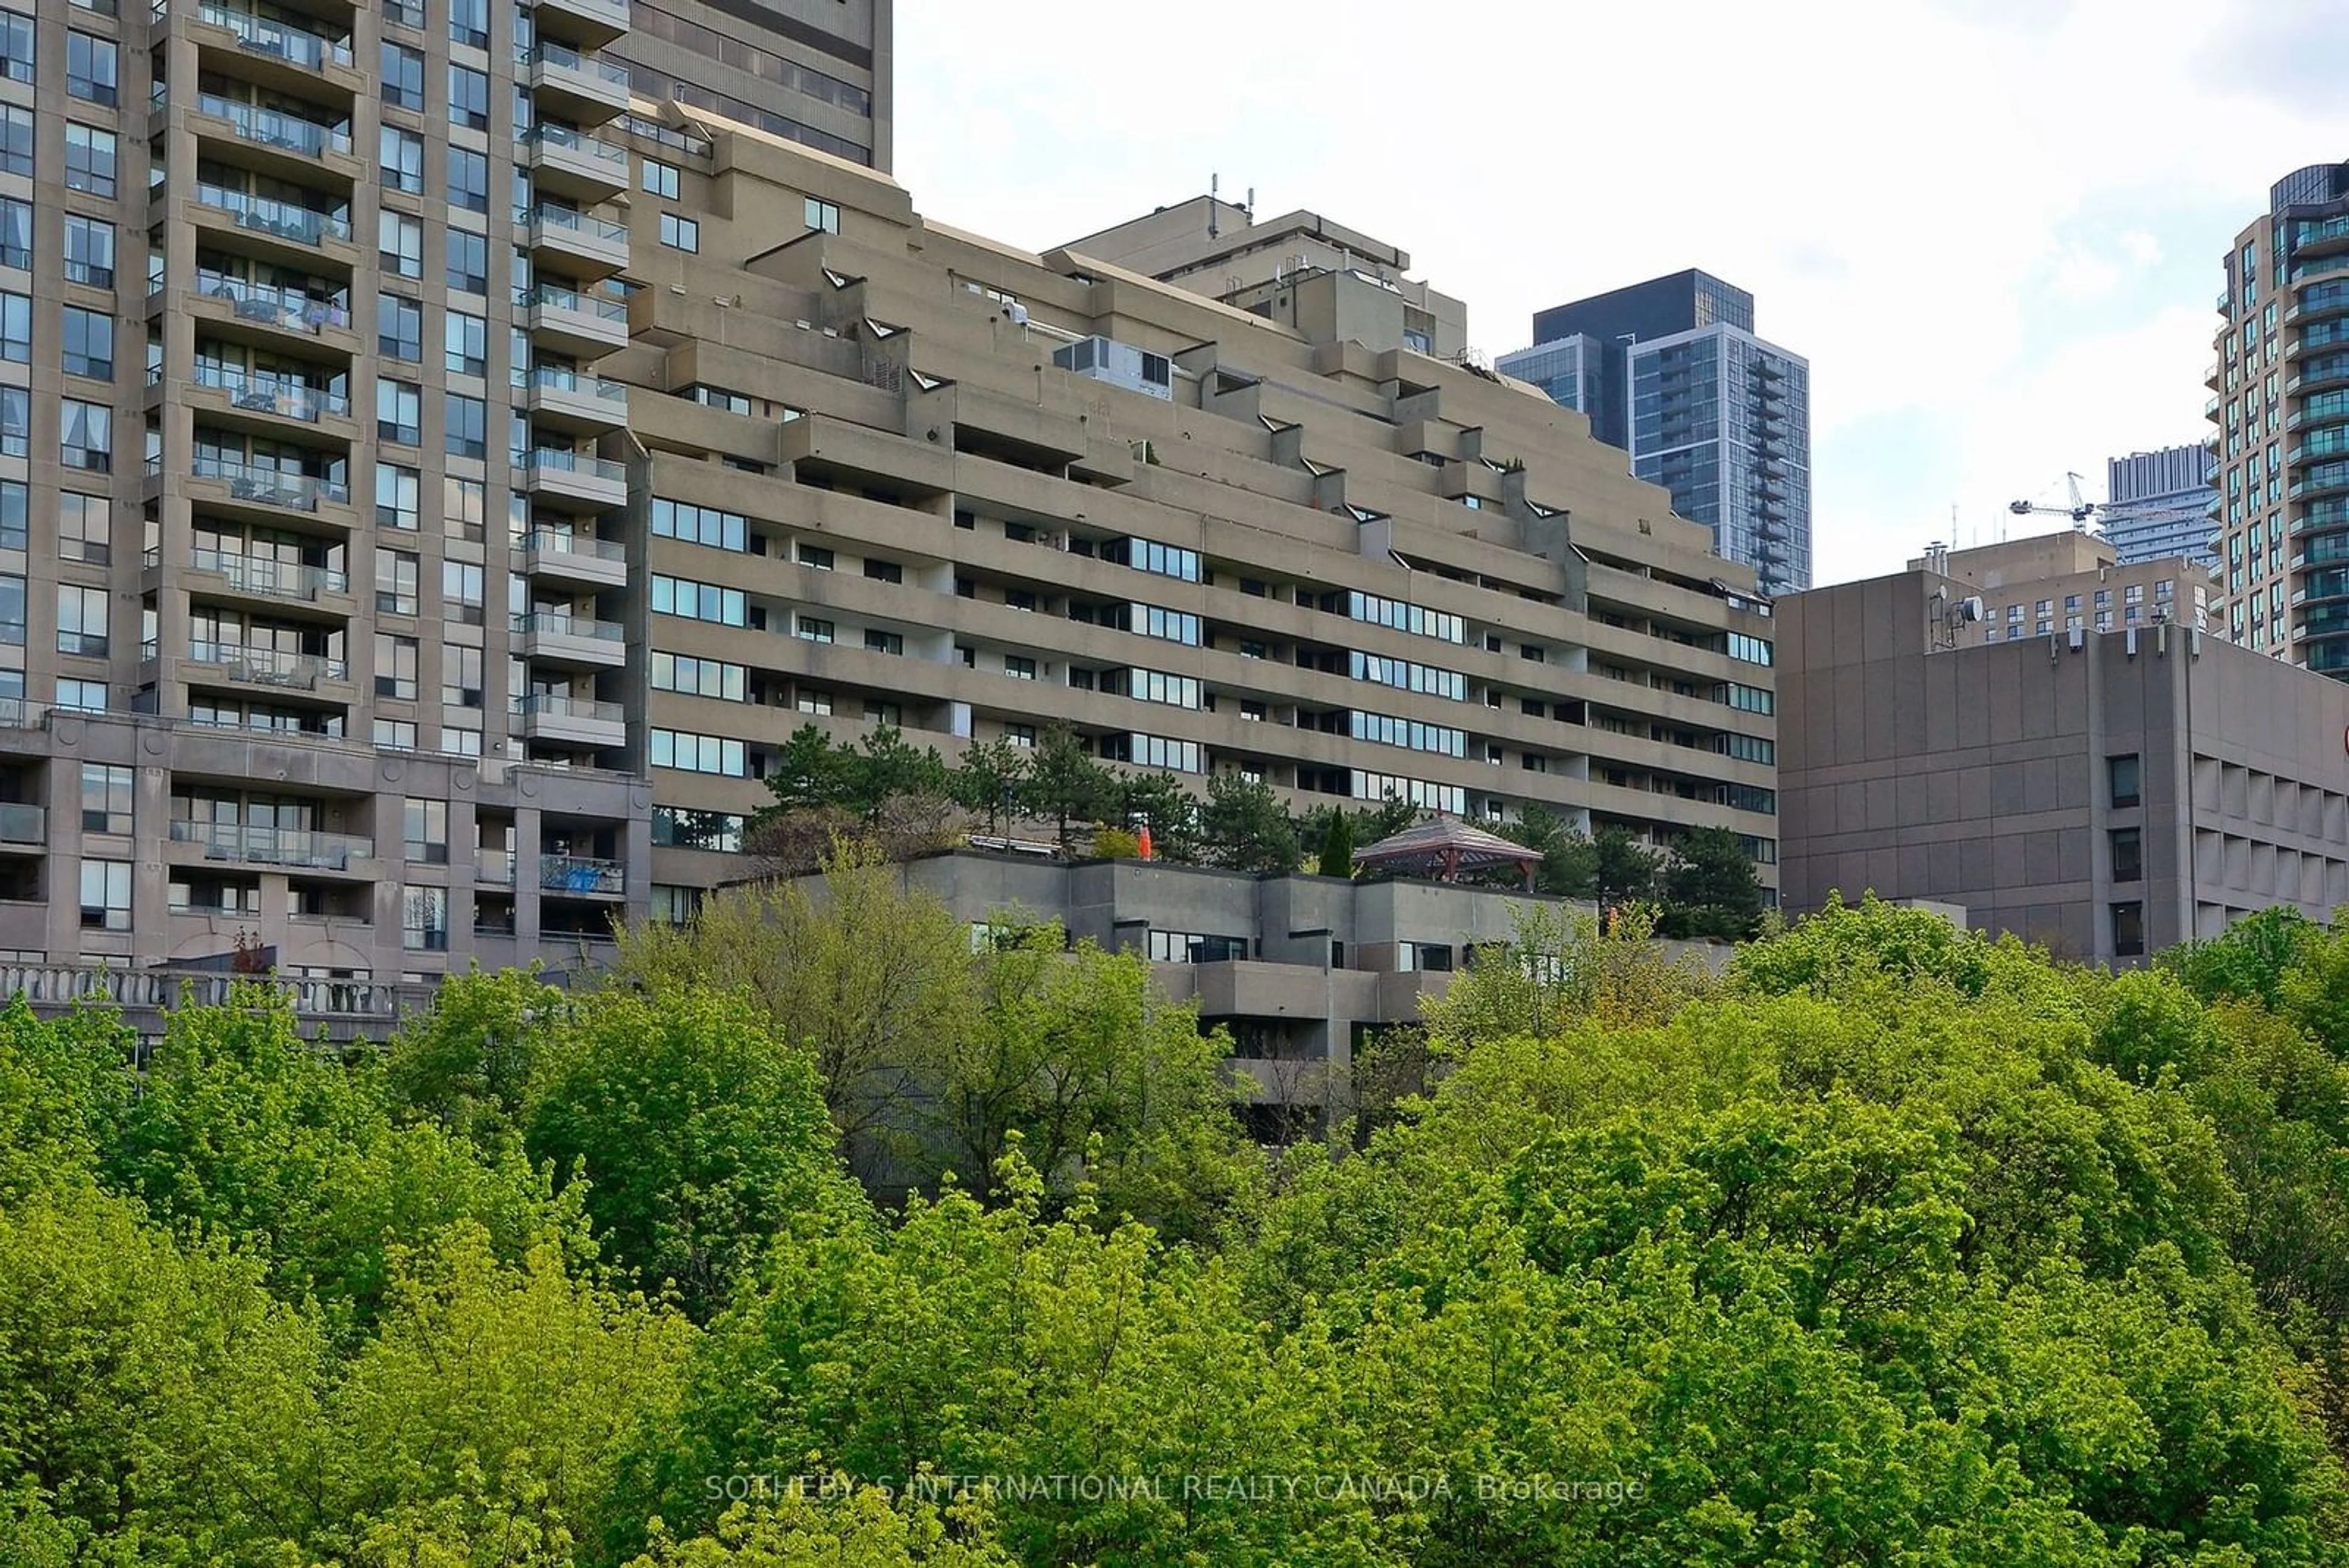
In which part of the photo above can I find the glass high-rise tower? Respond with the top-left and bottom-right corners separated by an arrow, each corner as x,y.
1501,270 -> 1812,595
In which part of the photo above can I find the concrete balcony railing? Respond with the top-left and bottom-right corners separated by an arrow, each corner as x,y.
540,853 -> 625,896
168,819 -> 373,871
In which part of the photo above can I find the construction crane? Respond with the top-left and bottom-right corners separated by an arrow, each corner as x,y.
2008,472 -> 2098,529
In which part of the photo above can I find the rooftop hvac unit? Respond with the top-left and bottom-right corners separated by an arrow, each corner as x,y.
1051,336 -> 1173,401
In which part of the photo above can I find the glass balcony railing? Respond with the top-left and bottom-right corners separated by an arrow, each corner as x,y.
478,848 -> 517,886
187,453 -> 349,510
518,448 -> 626,485
195,186 -> 352,247
195,94 -> 352,158
540,853 -> 624,894
192,363 -> 350,422
0,803 -> 43,845
521,123 -> 627,167
186,641 -> 349,687
529,365 -> 629,405
193,273 -> 352,334
524,204 -> 631,245
2293,253 -> 2349,286
168,818 -> 373,869
2217,289 -> 2235,315
519,282 -> 628,322
513,691 -> 625,723
190,548 -> 349,599
523,530 -> 626,561
519,40 -> 631,87
195,2 -> 355,69
513,611 -> 623,641
0,699 -> 45,729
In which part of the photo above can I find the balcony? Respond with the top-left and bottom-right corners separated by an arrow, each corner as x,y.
167,819 -> 373,872
2217,289 -> 2235,316
186,94 -> 360,187
2290,431 -> 2349,467
532,0 -> 629,48
0,803 -> 43,852
179,453 -> 353,527
185,640 -> 352,694
2295,217 -> 2349,259
187,2 -> 362,97
518,530 -> 628,589
513,611 -> 626,667
525,366 -> 629,433
521,283 -> 629,357
541,853 -> 625,897
189,188 -> 357,272
2286,288 -> 2349,327
2205,360 -> 2224,390
478,848 -> 517,886
0,700 -> 45,730
519,42 -> 631,124
185,276 -> 357,357
513,693 -> 626,748
2287,401 -> 2349,434
187,363 -> 355,439
520,124 -> 629,202
2292,252 -> 2349,287
2289,356 -> 2349,397
184,548 -> 352,608
514,447 -> 627,511
522,204 -> 631,280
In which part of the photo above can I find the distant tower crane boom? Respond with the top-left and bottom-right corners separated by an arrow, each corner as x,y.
2008,471 -> 2098,528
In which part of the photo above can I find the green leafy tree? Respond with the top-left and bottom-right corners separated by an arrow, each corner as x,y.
610,840 -> 973,1161
0,999 -> 132,1203
626,1490 -> 1021,1567
1656,825 -> 1766,940
383,965 -> 570,1148
764,724 -> 863,816
1197,771 -> 1297,874
2161,905 -> 2321,1011
1494,806 -> 1597,897
1019,723 -> 1113,851
526,987 -> 850,1320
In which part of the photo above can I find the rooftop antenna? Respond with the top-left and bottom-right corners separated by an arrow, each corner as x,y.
1245,185 -> 1255,221
1209,174 -> 1219,240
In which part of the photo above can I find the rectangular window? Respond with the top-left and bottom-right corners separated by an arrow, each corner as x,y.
2111,901 -> 2145,959
80,859 -> 130,931
0,571 -> 21,644
404,798 -> 448,863
0,479 -> 23,549
650,498 -> 748,551
382,42 -> 425,110
65,29 -> 115,105
447,64 -> 489,130
864,628 -> 902,656
642,158 -> 680,198
57,494 -> 108,564
445,229 -> 488,294
2110,827 -> 2142,883
2108,753 -> 2142,809
440,560 -> 483,623
80,764 -> 132,833
651,653 -> 746,701
377,381 -> 421,445
403,886 -> 448,950
0,10 -> 29,81
659,213 -> 700,252
382,212 -> 423,278
56,678 -> 106,713
448,147 -> 489,214
377,292 -> 423,361
62,214 -> 110,285
380,125 -> 425,193
64,124 -> 116,196
0,291 -> 23,362
796,542 -> 834,570
863,557 -> 903,584
0,106 -> 28,177
61,307 -> 113,381
443,310 -> 488,376
448,0 -> 488,47
804,196 -> 839,233
444,393 -> 485,458
374,719 -> 418,749
442,644 -> 483,708
444,475 -> 486,541
376,634 -> 418,700
651,574 -> 749,626
0,387 -> 24,457
376,463 -> 420,530
59,401 -> 110,472
650,729 -> 748,776
1004,655 -> 1036,680
795,615 -> 833,643
375,548 -> 419,615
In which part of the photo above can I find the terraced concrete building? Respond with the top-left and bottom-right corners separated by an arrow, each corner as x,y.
0,0 -> 1775,985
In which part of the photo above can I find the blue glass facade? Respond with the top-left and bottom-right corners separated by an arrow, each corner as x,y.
2102,445 -> 2217,568
1510,271 -> 1809,595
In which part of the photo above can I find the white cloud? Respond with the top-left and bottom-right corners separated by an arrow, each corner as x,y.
892,0 -> 2336,583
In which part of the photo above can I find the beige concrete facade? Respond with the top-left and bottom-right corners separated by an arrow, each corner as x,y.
1780,567 -> 2349,965
1063,197 -> 1470,361
1907,532 -> 2218,643
6,5 -> 1777,983
612,128 -> 1781,912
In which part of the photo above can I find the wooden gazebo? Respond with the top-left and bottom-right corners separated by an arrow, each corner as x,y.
1353,816 -> 1539,890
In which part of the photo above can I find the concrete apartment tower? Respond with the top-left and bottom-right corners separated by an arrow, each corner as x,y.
609,0 -> 892,168
2102,445 -> 2217,570
0,6 -> 1783,1007
2208,159 -> 2349,667
1501,271 -> 1813,598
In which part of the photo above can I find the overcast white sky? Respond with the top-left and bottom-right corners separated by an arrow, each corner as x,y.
892,0 -> 2348,584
